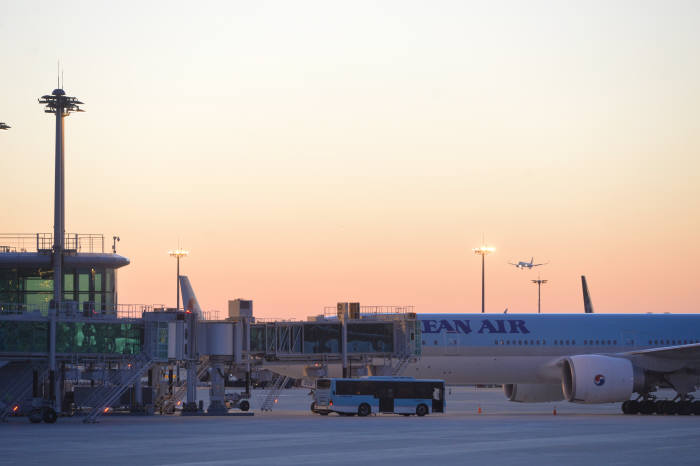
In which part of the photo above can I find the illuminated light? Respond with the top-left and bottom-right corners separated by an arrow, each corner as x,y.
12,405 -> 19,412
274,398 -> 278,404
177,401 -> 182,406
472,246 -> 495,255
103,407 -> 110,413
329,400 -> 333,406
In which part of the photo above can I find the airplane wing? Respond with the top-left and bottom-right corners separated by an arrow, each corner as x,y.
622,343 -> 700,361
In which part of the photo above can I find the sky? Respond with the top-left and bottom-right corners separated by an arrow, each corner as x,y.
1,1 -> 699,319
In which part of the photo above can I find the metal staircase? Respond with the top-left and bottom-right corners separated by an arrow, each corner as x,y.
81,352 -> 154,423
0,363 -> 41,422
259,373 -> 289,411
391,354 -> 413,376
168,357 -> 211,406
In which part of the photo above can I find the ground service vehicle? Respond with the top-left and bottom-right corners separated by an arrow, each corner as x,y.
311,376 -> 445,416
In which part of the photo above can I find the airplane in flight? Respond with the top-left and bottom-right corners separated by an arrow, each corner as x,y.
509,257 -> 548,269
0,122 -> 10,130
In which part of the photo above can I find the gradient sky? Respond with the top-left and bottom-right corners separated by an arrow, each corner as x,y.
2,1 -> 699,318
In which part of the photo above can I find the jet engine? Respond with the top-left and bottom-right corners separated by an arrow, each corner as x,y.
561,355 -> 645,403
504,383 -> 564,403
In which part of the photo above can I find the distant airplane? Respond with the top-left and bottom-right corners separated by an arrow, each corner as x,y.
0,122 -> 10,130
509,257 -> 548,269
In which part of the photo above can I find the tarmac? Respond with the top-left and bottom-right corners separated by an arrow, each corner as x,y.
2,387 -> 699,465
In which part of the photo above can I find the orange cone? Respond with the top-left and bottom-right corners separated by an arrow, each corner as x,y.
553,407 -> 557,415
478,405 -> 482,414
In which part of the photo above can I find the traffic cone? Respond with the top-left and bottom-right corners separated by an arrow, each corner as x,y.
478,405 -> 482,414
553,407 -> 557,415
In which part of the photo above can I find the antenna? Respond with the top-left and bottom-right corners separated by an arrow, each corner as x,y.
57,60 -> 60,88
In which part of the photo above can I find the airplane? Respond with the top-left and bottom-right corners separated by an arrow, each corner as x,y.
0,122 -> 10,130
509,257 -> 548,269
269,312 -> 700,415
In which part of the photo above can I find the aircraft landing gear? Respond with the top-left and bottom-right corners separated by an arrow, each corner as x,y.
624,393 -> 698,415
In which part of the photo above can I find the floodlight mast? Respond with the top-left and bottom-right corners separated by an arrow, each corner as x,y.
38,88 -> 85,310
169,249 -> 189,310
38,87 -> 84,413
531,277 -> 548,314
473,245 -> 495,313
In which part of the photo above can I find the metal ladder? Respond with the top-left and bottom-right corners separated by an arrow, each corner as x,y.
259,374 -> 289,411
0,364 -> 41,422
82,353 -> 154,423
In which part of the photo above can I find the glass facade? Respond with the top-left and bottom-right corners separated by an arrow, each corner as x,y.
0,320 -> 49,353
249,322 -> 394,354
55,322 -> 142,354
303,324 -> 340,354
347,323 -> 393,353
0,266 -> 116,313
0,321 -> 142,355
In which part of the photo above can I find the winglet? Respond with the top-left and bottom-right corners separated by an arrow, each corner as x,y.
179,275 -> 204,319
581,275 -> 594,314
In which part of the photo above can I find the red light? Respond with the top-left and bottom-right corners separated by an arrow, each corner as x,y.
185,310 -> 192,314
329,401 -> 333,406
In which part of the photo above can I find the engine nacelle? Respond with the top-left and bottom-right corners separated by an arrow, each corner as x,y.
504,383 -> 564,403
562,355 -> 644,403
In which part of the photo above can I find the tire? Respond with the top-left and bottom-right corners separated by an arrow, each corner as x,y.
654,401 -> 666,415
639,400 -> 655,415
621,400 -> 632,414
663,401 -> 678,416
677,401 -> 692,416
238,400 -> 250,412
310,402 -> 317,413
42,408 -> 58,424
319,411 -> 329,416
358,403 -> 371,417
416,404 -> 428,417
29,409 -> 42,424
626,401 -> 640,415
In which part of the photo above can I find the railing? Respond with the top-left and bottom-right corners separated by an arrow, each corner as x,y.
0,233 -> 105,253
323,305 -> 415,318
0,301 -> 219,321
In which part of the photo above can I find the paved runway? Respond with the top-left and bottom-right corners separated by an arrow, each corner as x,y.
2,387 -> 699,465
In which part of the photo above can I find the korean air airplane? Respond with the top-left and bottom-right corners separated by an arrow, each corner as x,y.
410,313 -> 700,415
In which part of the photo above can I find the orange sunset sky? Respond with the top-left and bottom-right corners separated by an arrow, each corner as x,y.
2,1 -> 699,319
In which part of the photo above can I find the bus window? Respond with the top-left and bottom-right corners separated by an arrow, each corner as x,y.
317,379 -> 331,389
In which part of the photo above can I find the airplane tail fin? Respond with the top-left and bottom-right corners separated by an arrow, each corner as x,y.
179,275 -> 203,319
530,257 -> 534,264
581,275 -> 594,314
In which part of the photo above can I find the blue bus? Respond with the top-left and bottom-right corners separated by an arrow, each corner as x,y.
312,377 -> 445,416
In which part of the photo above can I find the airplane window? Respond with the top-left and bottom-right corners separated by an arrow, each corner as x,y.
422,340 -> 426,345
518,340 -> 522,345
683,340 -> 687,345
572,340 -> 576,345
666,340 -> 670,345
607,340 -> 611,345
434,340 -> 438,345
654,340 -> 658,345
613,340 -> 617,345
524,340 -> 528,345
565,340 -> 570,345
595,340 -> 599,345
530,340 -> 534,345
542,339 -> 546,345
500,340 -> 504,345
648,340 -> 652,345
494,340 -> 498,345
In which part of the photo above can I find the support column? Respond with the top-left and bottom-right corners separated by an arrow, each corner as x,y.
207,362 -> 227,415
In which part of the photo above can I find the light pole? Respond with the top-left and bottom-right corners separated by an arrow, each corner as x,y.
168,248 -> 188,310
39,89 -> 84,310
473,245 -> 495,313
531,277 -> 548,314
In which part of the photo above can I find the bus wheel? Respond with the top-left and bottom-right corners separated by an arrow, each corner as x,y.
358,403 -> 371,417
238,400 -> 250,412
416,404 -> 428,417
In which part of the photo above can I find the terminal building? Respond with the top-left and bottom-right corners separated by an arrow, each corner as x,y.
0,86 -> 420,424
